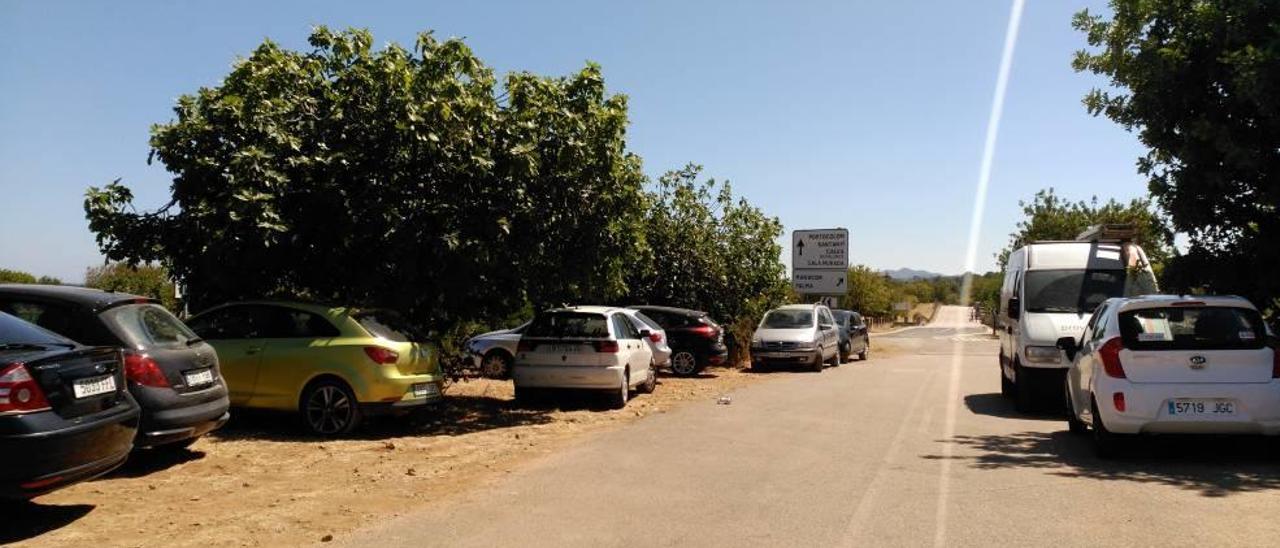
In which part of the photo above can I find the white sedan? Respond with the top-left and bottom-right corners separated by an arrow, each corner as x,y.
512,306 -> 657,409
1060,295 -> 1280,457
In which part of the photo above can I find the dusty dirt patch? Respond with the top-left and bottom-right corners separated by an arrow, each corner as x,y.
7,367 -> 765,547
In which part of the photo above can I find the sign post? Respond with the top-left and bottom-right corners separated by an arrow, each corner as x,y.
791,228 -> 849,305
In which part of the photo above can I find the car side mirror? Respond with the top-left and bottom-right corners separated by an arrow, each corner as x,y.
1056,336 -> 1079,362
1007,297 -> 1021,319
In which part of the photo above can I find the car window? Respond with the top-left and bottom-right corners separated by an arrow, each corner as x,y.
1091,304 -> 1110,343
0,300 -> 85,342
188,306 -> 260,339
631,311 -> 662,332
355,312 -> 410,342
267,306 -> 341,338
612,314 -> 639,339
819,309 -> 834,327
526,312 -> 609,339
1120,306 -> 1267,350
100,303 -> 199,348
0,311 -> 76,347
762,309 -> 814,329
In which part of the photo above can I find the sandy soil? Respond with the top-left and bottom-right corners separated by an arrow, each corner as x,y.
6,367 -> 768,547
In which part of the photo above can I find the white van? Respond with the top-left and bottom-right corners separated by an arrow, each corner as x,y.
998,225 -> 1158,411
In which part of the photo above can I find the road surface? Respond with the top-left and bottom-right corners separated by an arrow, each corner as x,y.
341,306 -> 1280,547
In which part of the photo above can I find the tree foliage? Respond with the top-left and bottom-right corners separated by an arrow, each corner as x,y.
85,27 -> 646,334
84,263 -> 178,312
0,269 -> 61,285
996,188 -> 1174,270
840,266 -> 894,317
1074,1 -> 1280,315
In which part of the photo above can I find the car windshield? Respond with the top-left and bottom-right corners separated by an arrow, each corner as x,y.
1023,269 -> 1153,314
525,312 -> 609,338
100,303 -> 199,347
761,310 -> 814,329
1120,306 -> 1267,350
0,311 -> 76,348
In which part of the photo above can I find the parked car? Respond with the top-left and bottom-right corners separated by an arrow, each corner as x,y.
750,304 -> 840,372
186,301 -> 445,435
620,308 -> 671,368
464,321 -> 529,379
832,309 -> 870,361
626,306 -> 728,376
998,224 -> 1158,412
1058,295 -> 1279,457
512,306 -> 657,409
0,284 -> 229,450
0,311 -> 140,499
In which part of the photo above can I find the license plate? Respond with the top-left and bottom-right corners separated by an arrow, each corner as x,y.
550,344 -> 583,353
184,368 -> 215,387
72,374 -> 116,398
1167,399 -> 1236,416
413,383 -> 441,398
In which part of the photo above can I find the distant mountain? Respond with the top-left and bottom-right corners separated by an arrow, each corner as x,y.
883,267 -> 945,280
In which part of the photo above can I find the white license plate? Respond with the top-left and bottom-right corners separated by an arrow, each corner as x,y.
72,374 -> 117,398
550,344 -> 583,353
1167,399 -> 1236,416
184,368 -> 215,387
413,383 -> 441,398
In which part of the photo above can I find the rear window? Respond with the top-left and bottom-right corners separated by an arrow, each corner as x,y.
356,313 -> 411,342
100,303 -> 199,348
1119,306 -> 1267,350
631,312 -> 662,331
0,311 -> 75,347
526,312 -> 610,339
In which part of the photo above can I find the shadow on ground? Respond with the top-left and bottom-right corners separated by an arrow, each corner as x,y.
106,447 -> 207,478
927,402 -> 1280,497
0,501 -> 94,544
964,392 -> 1063,421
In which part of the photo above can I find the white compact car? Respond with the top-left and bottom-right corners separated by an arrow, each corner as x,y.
749,304 -> 840,372
512,306 -> 657,409
620,308 -> 672,368
464,321 -> 529,379
1059,295 -> 1280,457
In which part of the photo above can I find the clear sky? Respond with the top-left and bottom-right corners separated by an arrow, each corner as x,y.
0,0 -> 1147,283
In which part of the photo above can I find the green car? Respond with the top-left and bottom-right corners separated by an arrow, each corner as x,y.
186,301 -> 444,435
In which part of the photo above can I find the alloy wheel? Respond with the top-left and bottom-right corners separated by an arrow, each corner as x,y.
305,385 -> 354,435
671,352 -> 698,376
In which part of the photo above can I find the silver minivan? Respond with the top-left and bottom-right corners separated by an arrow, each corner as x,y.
749,304 -> 840,372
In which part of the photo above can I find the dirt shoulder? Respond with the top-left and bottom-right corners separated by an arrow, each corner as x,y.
8,368 -> 766,547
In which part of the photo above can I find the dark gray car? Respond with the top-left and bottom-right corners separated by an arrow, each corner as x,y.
832,309 -> 870,361
0,285 -> 229,449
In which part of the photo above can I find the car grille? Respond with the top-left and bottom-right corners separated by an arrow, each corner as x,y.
764,341 -> 802,350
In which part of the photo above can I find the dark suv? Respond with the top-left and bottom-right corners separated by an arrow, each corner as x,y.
626,306 -> 728,375
1,311 -> 140,499
0,285 -> 229,449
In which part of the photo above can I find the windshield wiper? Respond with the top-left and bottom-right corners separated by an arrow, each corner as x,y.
0,341 -> 75,351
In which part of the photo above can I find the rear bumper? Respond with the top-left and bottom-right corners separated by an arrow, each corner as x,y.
135,387 -> 232,448
0,403 -> 140,499
1094,380 -> 1280,435
513,364 -> 624,390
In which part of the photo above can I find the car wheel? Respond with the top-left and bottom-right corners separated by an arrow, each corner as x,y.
609,371 -> 629,409
480,351 -> 513,379
1013,361 -> 1034,413
858,338 -> 869,361
827,348 -> 840,367
811,353 -> 825,372
670,351 -> 699,376
1091,398 -> 1125,458
301,379 -> 362,436
839,342 -> 851,362
1065,382 -> 1087,435
637,363 -> 657,394
1000,365 -> 1014,398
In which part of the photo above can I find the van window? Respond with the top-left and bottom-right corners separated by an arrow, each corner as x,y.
1024,269 -> 1132,314
1120,307 -> 1266,350
762,310 -> 814,329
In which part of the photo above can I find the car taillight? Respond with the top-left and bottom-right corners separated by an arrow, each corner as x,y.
364,346 -> 399,365
517,340 -> 536,352
1099,337 -> 1126,379
594,340 -> 619,353
690,325 -> 717,339
648,332 -> 663,343
124,352 -> 170,387
0,362 -> 51,414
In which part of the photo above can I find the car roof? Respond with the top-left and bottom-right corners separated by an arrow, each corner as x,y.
547,305 -> 625,315
626,305 -> 707,317
1112,294 -> 1257,313
775,304 -> 819,311
193,300 -> 344,317
0,283 -> 150,311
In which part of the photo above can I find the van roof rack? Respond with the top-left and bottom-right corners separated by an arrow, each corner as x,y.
1076,223 -> 1137,243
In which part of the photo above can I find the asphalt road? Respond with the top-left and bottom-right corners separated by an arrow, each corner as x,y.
341,306 -> 1280,547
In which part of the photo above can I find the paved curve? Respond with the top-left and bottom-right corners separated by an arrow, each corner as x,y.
339,306 -> 1280,547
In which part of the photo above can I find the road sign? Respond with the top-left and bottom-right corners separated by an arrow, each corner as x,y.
791,269 -> 847,295
792,228 -> 848,270
893,301 -> 911,312
817,296 -> 839,308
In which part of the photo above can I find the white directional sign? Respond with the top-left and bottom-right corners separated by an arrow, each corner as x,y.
791,269 -> 848,294
792,228 -> 849,270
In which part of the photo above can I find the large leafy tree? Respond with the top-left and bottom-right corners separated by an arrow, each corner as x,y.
996,188 -> 1174,271
84,263 -> 178,312
840,265 -> 894,318
85,27 -> 646,334
1074,1 -> 1280,315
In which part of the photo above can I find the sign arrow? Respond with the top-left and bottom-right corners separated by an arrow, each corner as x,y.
796,239 -> 805,256
837,277 -> 845,287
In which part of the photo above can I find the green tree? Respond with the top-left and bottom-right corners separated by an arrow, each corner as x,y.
1073,1 -> 1280,315
0,269 -> 60,285
84,263 -> 178,312
841,266 -> 894,318
84,27 -> 646,335
996,188 -> 1174,270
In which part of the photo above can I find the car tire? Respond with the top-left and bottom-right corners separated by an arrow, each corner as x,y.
300,379 -> 362,436
827,349 -> 839,367
637,363 -> 657,394
839,342 -> 851,362
1013,361 -> 1034,413
608,370 -> 629,409
670,351 -> 700,376
858,338 -> 869,361
480,351 -> 513,379
1091,398 -> 1125,458
1065,382 -> 1088,435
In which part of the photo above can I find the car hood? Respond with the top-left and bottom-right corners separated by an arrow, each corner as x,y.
1021,312 -> 1089,345
753,328 -> 817,343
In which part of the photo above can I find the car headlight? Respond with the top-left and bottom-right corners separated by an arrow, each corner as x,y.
1024,345 -> 1062,364
795,341 -> 817,350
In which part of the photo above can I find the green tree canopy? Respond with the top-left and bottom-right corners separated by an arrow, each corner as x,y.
996,188 -> 1174,270
840,266 -> 894,318
84,27 -> 646,334
1074,1 -> 1280,315
0,269 -> 61,285
84,263 -> 178,312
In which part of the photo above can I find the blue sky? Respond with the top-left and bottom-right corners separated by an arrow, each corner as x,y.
0,0 -> 1147,282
